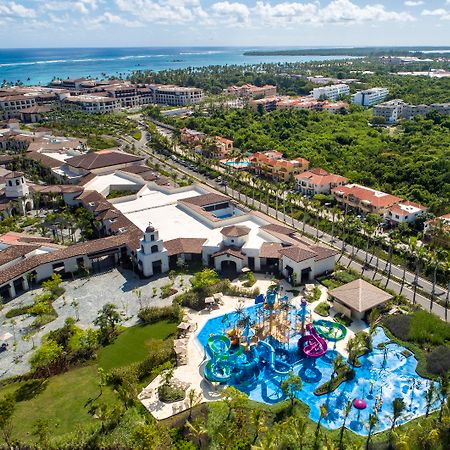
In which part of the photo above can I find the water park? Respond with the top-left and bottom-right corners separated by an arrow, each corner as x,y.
197,285 -> 441,435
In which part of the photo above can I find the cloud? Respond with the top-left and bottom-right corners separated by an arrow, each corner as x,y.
404,1 -> 423,6
0,1 -> 36,18
211,2 -> 251,25
422,8 -> 450,20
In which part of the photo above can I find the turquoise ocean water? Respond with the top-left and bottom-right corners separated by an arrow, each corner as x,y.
0,47 -> 351,85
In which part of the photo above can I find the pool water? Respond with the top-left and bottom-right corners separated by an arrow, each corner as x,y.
197,307 -> 440,435
225,161 -> 251,167
214,213 -> 233,219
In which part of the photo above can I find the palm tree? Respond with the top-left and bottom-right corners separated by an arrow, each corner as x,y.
390,397 -> 406,436
331,354 -> 345,384
438,373 -> 449,422
425,381 -> 437,417
186,419 -> 207,448
338,400 -> 353,450
365,413 -> 378,450
187,389 -> 202,421
250,409 -> 268,445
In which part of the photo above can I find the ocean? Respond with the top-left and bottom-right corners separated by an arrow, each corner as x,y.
0,47 -> 351,86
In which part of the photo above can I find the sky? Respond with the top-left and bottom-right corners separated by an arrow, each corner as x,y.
1,0 -> 450,48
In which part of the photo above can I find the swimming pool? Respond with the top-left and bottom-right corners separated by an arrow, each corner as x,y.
198,307 -> 440,435
225,161 -> 252,167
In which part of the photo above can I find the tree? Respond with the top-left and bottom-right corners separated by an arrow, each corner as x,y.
425,381 -> 437,417
190,268 -> 219,291
32,418 -> 53,448
390,397 -> 406,436
187,389 -> 202,421
338,400 -> 352,450
438,373 -> 449,422
94,303 -> 122,345
186,418 -> 207,448
41,273 -> 63,298
220,386 -> 248,420
365,413 -> 378,450
250,409 -> 269,445
0,394 -> 15,447
280,371 -> 302,407
30,339 -> 63,376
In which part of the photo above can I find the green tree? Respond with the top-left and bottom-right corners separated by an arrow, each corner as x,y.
30,339 -> 63,376
338,400 -> 353,450
94,303 -> 122,344
0,394 -> 15,447
190,268 -> 219,291
280,371 -> 302,407
32,418 -> 53,449
390,397 -> 406,436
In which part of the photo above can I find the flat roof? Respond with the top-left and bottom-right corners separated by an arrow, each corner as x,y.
83,172 -> 141,194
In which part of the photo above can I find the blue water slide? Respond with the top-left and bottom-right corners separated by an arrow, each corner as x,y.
258,340 -> 291,376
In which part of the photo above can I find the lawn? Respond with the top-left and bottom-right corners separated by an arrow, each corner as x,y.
1,365 -> 119,442
98,320 -> 176,371
0,321 -> 177,444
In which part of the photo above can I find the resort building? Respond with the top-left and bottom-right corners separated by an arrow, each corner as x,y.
331,184 -> 402,215
0,174 -> 338,300
352,88 -> 389,107
372,99 -> 407,123
148,84 -> 204,106
329,278 -> 393,320
0,171 -> 34,218
251,151 -> 310,182
225,84 -> 277,99
250,96 -> 349,114
180,128 -> 207,145
61,94 -> 121,113
385,201 -> 427,226
312,84 -> 350,101
295,168 -> 348,196
205,136 -> 234,159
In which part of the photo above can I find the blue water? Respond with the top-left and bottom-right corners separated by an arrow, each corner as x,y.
0,47 -> 355,85
225,161 -> 252,167
198,307 -> 440,435
214,213 -> 233,219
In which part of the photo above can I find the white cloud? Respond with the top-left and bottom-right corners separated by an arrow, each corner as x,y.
404,1 -> 423,6
0,1 -> 36,18
211,2 -> 250,25
422,8 -> 450,20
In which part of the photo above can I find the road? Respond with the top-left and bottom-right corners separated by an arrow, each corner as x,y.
125,122 -> 450,322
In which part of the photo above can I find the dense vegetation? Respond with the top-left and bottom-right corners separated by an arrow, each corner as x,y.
177,107 -> 450,212
40,110 -> 139,149
130,58 -> 450,103
384,311 -> 450,377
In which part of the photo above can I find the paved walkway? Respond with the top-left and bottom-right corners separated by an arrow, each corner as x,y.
0,268 -> 187,379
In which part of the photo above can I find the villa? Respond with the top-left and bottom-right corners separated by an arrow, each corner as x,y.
385,200 -> 427,226
251,150 -> 310,182
295,168 -> 348,196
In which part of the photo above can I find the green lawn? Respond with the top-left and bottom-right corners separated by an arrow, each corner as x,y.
0,321 -> 176,444
3,365 -> 119,442
98,321 -> 176,371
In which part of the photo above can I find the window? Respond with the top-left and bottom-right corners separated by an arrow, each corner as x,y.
8,180 -> 12,186
150,235 -> 155,242
16,179 -> 20,185
151,245 -> 159,254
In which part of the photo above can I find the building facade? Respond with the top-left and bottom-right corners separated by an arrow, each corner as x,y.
352,88 -> 389,107
312,84 -> 350,101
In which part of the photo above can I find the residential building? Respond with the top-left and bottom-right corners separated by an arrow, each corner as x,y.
207,136 -> 234,159
295,168 -> 348,196
148,84 -> 204,106
352,88 -> 389,107
312,84 -> 350,101
372,99 -> 407,124
61,94 -> 121,113
251,151 -> 309,182
180,128 -> 206,145
332,183 -> 402,215
250,96 -> 349,113
385,201 -> 427,226
225,84 -> 277,99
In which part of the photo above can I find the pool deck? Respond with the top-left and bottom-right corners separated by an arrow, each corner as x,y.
139,277 -> 369,420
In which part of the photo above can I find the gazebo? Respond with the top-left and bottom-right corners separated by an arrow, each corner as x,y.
328,278 -> 393,320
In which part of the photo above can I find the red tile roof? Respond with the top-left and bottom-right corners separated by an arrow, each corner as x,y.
221,225 -> 250,237
66,150 -> 144,170
163,238 -> 207,256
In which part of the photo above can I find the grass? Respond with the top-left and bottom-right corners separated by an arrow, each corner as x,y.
314,301 -> 330,317
98,321 -> 176,371
1,365 -> 119,442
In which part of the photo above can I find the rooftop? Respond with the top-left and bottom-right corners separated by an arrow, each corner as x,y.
66,150 -> 144,170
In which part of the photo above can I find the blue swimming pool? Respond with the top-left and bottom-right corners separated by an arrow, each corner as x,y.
198,307 -> 440,435
225,161 -> 251,167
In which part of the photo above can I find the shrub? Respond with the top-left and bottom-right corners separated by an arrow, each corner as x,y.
426,346 -> 450,376
314,301 -> 330,317
408,311 -> 450,347
334,313 -> 352,327
384,315 -> 411,342
334,271 -> 358,285
243,271 -> 256,288
138,303 -> 182,324
314,365 -> 355,395
160,283 -> 177,299
158,383 -> 185,403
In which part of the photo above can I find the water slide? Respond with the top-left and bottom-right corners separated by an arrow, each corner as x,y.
313,320 -> 347,342
258,341 -> 291,376
204,357 -> 232,382
207,334 -> 231,357
298,324 -> 328,358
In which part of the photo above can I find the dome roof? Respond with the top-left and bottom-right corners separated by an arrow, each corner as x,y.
145,224 -> 155,233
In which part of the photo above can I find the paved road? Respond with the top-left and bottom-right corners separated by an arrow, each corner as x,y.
127,123 -> 450,322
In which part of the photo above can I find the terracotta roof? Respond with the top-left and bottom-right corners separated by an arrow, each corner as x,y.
212,247 -> 245,260
5,171 -> 24,179
0,234 -> 133,286
260,223 -> 295,236
387,201 -> 427,217
26,151 -> 62,169
20,105 -> 52,114
259,242 -> 283,259
221,225 -> 250,237
309,245 -> 339,261
0,232 -> 52,245
279,246 -> 317,263
78,172 -> 97,186
30,185 -> 83,194
332,184 -> 401,208
180,193 -> 229,208
66,150 -> 144,170
0,244 -> 40,266
329,279 -> 393,313
163,238 -> 207,256
295,168 -> 348,186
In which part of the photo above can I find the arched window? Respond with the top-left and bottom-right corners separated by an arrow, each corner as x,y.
151,245 -> 159,254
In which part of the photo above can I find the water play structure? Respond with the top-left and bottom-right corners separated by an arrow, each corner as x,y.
198,287 -> 441,435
